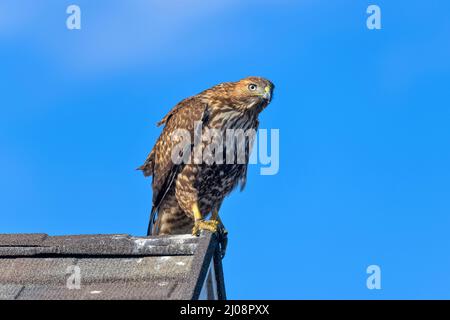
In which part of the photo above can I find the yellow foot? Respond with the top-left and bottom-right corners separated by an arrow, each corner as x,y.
192,219 -> 219,236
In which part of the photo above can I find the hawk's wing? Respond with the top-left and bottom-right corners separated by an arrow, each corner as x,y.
238,119 -> 259,191
139,96 -> 209,235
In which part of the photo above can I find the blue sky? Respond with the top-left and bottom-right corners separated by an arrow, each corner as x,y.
1,0 -> 450,299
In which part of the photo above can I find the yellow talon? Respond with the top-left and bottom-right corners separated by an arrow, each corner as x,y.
191,203 -> 219,236
192,219 -> 219,236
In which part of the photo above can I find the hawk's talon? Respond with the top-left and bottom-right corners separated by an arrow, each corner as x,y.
192,219 -> 219,236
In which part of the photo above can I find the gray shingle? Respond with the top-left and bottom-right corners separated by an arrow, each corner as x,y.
0,234 -> 47,246
0,258 -> 75,285
76,256 -> 193,284
16,282 -> 184,300
0,284 -> 24,300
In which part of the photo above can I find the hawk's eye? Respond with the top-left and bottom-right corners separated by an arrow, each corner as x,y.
248,84 -> 258,91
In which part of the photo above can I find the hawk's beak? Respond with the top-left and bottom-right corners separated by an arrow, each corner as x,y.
263,85 -> 272,102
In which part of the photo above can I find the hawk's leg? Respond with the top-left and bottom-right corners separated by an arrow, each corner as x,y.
192,203 -> 219,236
211,208 -> 228,235
211,207 -> 228,259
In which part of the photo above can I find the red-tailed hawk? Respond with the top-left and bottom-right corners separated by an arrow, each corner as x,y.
139,77 -> 274,254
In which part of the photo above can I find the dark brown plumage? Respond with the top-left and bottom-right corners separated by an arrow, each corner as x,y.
139,76 -> 274,241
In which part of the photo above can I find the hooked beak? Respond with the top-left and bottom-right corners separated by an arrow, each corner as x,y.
263,85 -> 272,102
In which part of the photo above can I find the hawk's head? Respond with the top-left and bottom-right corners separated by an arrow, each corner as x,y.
230,76 -> 274,113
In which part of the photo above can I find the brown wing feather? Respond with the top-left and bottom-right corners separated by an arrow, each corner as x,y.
137,149 -> 155,177
239,119 -> 259,191
139,96 -> 209,234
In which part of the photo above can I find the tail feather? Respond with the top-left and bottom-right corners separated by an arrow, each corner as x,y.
147,205 -> 158,236
148,194 -> 194,236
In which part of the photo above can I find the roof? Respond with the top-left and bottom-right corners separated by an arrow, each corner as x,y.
0,232 -> 226,300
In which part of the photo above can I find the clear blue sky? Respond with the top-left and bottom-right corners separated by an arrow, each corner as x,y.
1,1 -> 450,299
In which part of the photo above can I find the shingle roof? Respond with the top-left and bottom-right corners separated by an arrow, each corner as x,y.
0,232 -> 226,300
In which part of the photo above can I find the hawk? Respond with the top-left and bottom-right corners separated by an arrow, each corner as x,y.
138,77 -> 274,248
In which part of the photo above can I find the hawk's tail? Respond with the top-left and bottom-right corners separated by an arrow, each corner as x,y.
148,197 -> 194,236
147,205 -> 158,236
